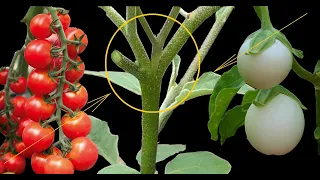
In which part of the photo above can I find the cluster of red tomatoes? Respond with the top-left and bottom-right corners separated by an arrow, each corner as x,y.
0,9 -> 98,174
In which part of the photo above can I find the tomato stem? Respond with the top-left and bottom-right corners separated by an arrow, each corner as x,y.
136,7 -> 157,45
157,6 -> 220,79
292,58 -> 319,86
157,7 -> 180,48
110,50 -> 141,79
255,6 -> 273,30
3,50 -> 21,150
99,6 -> 150,69
292,57 -> 320,154
139,78 -> 161,174
42,116 -> 59,127
316,88 -> 320,155
158,6 -> 234,133
103,6 -> 222,174
46,7 -> 76,149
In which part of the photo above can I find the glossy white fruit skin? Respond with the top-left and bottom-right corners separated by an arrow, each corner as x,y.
237,39 -> 293,89
245,93 -> 305,155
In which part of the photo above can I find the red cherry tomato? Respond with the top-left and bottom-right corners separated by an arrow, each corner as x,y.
66,137 -> 98,171
43,155 -> 74,174
27,69 -> 58,95
49,57 -> 63,73
0,141 -> 9,154
30,13 -> 53,39
62,83 -> 88,111
0,112 -> 20,126
62,111 -> 92,139
24,39 -> 53,69
1,152 -> 26,174
16,117 -> 34,137
9,76 -> 27,94
47,10 -> 71,31
14,141 -> 35,158
65,56 -> 85,83
64,27 -> 88,58
24,95 -> 56,122
46,33 -> 61,47
11,96 -> 27,118
0,160 -> 5,174
22,122 -> 54,153
31,147 -> 62,174
0,91 -> 5,110
0,67 -> 9,85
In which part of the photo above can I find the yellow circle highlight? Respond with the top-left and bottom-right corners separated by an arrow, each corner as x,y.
105,13 -> 201,113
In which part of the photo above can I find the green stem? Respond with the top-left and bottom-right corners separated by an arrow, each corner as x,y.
136,7 -> 157,45
257,6 -> 273,29
140,79 -> 161,174
111,50 -> 141,79
47,7 -> 73,148
158,6 -> 234,133
3,50 -> 21,150
179,6 -> 234,85
158,6 -> 220,79
100,6 -> 150,68
316,88 -> 320,155
126,6 -> 137,35
291,58 -> 320,154
316,87 -> 320,126
292,58 -> 319,86
157,6 -> 180,48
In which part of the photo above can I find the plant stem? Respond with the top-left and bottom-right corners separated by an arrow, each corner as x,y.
179,8 -> 190,19
136,7 -> 157,45
292,58 -> 319,86
258,6 -> 273,29
158,6 -> 220,79
111,50 -> 141,79
316,88 -> 320,127
316,88 -> 320,155
126,6 -> 137,35
47,7 -> 73,147
100,6 -> 150,69
158,6 -> 234,133
140,78 -> 161,174
291,58 -> 320,154
157,6 -> 180,48
3,51 -> 21,151
179,6 -> 234,85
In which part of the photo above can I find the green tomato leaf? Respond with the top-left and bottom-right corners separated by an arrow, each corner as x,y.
167,55 -> 181,93
276,31 -> 304,59
241,89 -> 260,105
315,127 -> 320,140
219,103 -> 251,145
98,164 -> 140,174
219,89 -> 259,145
136,144 -> 186,165
174,71 -> 254,106
246,28 -> 277,55
175,72 -> 221,104
208,65 -> 246,141
84,70 -> 141,95
253,85 -> 307,110
314,60 -> 320,74
87,115 -> 124,165
165,151 -> 231,174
